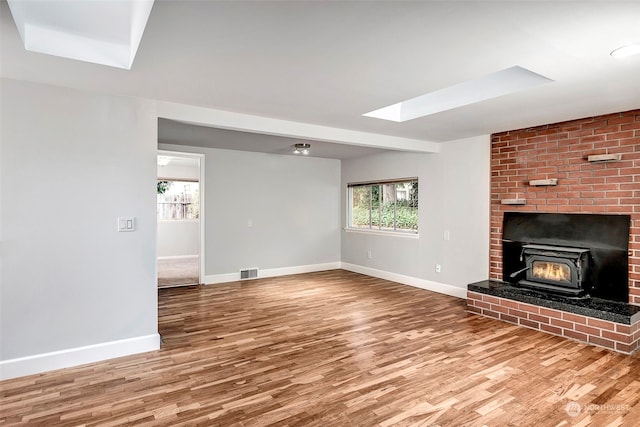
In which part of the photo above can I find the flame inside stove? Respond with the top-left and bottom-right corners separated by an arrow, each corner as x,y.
531,261 -> 571,283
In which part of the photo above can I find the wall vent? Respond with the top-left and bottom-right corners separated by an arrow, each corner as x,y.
240,268 -> 258,280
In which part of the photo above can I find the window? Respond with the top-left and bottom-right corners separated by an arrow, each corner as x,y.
157,180 -> 200,220
348,178 -> 418,233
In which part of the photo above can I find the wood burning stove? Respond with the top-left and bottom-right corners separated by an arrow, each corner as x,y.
501,212 -> 631,303
514,244 -> 590,296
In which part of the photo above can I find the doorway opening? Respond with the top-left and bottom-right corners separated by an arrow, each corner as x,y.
157,151 -> 205,288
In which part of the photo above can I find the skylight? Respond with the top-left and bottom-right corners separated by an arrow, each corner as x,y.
7,0 -> 154,69
363,66 -> 553,122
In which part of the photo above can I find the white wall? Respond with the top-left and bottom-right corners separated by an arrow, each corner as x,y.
0,79 -> 159,378
159,143 -> 341,281
157,221 -> 199,258
341,136 -> 490,297
435,137 -> 491,289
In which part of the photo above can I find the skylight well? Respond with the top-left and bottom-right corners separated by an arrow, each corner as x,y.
7,0 -> 155,69
364,66 -> 553,122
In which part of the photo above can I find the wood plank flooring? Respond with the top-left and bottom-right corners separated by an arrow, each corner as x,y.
2,270 -> 640,426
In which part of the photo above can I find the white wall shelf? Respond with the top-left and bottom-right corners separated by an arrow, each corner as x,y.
587,153 -> 622,162
529,178 -> 558,186
501,198 -> 527,205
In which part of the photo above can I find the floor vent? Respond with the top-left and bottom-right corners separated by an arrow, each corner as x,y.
240,268 -> 258,280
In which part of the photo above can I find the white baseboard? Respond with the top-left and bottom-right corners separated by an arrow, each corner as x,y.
204,262 -> 341,285
0,334 -> 160,381
157,255 -> 199,261
340,262 -> 467,299
204,272 -> 239,284
203,262 -> 466,299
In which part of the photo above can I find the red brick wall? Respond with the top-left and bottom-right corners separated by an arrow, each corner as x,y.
490,110 -> 640,305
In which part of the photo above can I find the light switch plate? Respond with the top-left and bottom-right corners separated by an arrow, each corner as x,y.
118,217 -> 135,232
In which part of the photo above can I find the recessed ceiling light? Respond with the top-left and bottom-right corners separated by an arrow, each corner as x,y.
293,143 -> 311,155
610,44 -> 640,58
363,66 -> 553,123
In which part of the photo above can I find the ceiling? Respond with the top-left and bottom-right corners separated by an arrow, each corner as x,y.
2,1 -> 639,158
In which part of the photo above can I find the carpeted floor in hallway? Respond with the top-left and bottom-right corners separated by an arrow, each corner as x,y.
158,257 -> 199,287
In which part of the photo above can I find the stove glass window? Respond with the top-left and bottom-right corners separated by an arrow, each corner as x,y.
531,261 -> 571,283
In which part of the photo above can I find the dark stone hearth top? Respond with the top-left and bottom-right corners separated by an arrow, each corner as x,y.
468,280 -> 640,325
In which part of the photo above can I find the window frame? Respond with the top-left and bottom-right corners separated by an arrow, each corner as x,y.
346,177 -> 418,236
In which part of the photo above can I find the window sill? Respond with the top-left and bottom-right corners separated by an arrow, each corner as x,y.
343,227 -> 419,239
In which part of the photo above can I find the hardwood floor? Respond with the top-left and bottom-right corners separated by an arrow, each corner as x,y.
2,270 -> 640,426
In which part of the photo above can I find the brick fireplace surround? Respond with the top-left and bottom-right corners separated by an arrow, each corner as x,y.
467,109 -> 640,353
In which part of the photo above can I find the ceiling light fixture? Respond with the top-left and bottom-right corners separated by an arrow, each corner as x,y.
610,43 -> 640,58
293,143 -> 311,155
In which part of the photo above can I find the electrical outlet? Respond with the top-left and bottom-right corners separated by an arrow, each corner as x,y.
435,264 -> 442,273
367,250 -> 372,259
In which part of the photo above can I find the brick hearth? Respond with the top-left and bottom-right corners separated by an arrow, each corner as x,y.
467,282 -> 640,354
